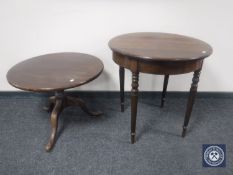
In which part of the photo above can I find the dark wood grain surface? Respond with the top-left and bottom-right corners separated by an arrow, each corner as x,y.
7,52 -> 104,92
109,32 -> 212,61
109,32 -> 213,143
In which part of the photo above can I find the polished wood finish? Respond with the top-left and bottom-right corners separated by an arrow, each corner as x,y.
112,52 -> 204,75
131,71 -> 139,143
161,75 -> 169,108
7,52 -> 103,92
45,92 -> 63,151
109,32 -> 212,61
7,52 -> 104,151
182,69 -> 201,137
109,32 -> 212,143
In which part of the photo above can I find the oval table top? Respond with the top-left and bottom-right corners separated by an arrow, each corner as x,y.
109,32 -> 213,61
7,52 -> 104,92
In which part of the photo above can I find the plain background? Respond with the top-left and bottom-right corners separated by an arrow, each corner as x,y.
0,0 -> 232,92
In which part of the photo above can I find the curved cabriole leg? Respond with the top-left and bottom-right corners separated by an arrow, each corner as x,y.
160,75 -> 169,108
119,66 -> 125,112
182,69 -> 201,137
45,98 -> 63,152
66,96 -> 102,116
131,72 -> 139,144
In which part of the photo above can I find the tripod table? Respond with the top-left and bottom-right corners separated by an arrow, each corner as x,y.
7,52 -> 104,151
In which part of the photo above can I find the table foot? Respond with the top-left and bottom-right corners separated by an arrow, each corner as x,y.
121,103 -> 124,112
181,126 -> 187,137
45,97 -> 62,152
131,133 -> 136,144
66,96 -> 102,116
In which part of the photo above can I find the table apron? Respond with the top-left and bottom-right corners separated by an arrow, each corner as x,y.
113,52 -> 203,75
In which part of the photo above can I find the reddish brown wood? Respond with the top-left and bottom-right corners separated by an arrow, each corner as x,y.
112,52 -> 204,75
45,92 -> 63,151
109,32 -> 212,61
45,91 -> 102,152
182,69 -> 201,137
7,52 -> 104,92
109,32 -> 212,142
131,71 -> 139,144
7,52 -> 104,151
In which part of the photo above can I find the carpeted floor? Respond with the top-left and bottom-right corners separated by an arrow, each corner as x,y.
0,92 -> 233,175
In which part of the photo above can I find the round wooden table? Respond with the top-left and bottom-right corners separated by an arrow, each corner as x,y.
109,32 -> 212,143
7,52 -> 104,151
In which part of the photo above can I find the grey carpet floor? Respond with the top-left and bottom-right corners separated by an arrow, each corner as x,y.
0,92 -> 233,175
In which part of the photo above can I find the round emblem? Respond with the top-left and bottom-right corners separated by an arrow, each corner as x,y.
204,146 -> 224,166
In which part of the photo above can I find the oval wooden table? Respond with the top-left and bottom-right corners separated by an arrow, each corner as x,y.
7,52 -> 104,151
109,32 -> 212,143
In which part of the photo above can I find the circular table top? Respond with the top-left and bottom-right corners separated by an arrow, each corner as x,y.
7,52 -> 104,92
109,32 -> 213,61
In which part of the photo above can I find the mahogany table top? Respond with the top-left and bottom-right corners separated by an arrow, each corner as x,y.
109,32 -> 212,61
7,52 -> 104,92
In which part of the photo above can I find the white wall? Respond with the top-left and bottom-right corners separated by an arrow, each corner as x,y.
0,0 -> 232,92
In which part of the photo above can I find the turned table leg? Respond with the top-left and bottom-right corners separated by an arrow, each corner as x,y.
160,75 -> 169,108
45,92 -> 63,151
182,69 -> 201,137
131,72 -> 139,144
119,66 -> 125,112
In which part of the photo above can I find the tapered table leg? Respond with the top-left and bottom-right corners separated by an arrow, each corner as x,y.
182,69 -> 201,137
45,92 -> 63,151
160,75 -> 169,108
119,66 -> 125,112
131,72 -> 139,144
